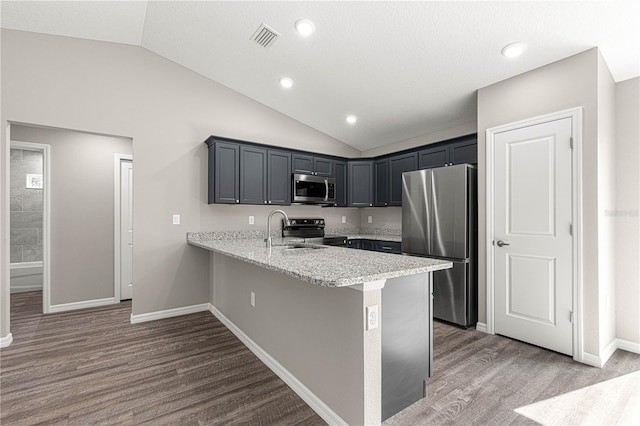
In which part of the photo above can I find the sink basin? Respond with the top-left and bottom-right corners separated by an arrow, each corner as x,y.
270,244 -> 327,251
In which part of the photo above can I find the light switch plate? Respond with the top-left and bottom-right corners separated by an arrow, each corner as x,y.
341,216 -> 346,224
172,214 -> 180,225
249,216 -> 255,225
368,216 -> 372,224
366,305 -> 378,330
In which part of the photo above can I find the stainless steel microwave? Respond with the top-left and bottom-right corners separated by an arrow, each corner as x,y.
292,173 -> 336,205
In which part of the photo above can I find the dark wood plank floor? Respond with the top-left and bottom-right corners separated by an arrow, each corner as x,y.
2,291 -> 639,425
1,291 -> 324,425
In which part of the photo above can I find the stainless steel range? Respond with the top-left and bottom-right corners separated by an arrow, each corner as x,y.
282,218 -> 347,247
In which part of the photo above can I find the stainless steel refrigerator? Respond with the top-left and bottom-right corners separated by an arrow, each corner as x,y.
401,164 -> 477,328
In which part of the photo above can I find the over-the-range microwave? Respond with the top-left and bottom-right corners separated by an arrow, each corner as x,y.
292,173 -> 336,205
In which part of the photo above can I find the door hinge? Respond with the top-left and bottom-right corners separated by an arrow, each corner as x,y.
570,137 -> 574,149
569,224 -> 573,236
570,311 -> 574,323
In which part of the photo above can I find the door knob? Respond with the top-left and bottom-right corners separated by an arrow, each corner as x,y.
496,240 -> 510,247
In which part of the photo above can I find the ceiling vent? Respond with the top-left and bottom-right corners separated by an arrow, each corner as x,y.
251,23 -> 280,48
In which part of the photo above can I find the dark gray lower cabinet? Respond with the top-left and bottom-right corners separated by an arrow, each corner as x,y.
213,142 -> 240,204
375,240 -> 402,254
348,161 -> 374,207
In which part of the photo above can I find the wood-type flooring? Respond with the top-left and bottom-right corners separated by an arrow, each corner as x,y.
2,291 -> 639,425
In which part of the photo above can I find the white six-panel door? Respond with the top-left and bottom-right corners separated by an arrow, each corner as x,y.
493,117 -> 573,355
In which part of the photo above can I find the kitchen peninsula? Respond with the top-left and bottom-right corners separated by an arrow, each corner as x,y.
188,232 -> 451,425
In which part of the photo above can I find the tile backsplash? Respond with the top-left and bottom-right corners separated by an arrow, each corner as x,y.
10,148 -> 43,264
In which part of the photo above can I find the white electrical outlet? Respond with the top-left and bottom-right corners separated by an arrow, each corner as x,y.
249,216 -> 255,225
368,215 -> 372,224
341,216 -> 347,224
172,214 -> 181,225
250,291 -> 256,307
366,305 -> 378,330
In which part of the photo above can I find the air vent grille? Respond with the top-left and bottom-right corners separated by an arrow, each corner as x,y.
251,23 -> 280,48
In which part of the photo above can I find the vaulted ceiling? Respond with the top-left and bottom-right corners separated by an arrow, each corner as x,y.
2,1 -> 638,151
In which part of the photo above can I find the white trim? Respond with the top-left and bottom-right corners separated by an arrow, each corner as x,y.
616,338 -> 640,355
130,303 -> 210,324
599,338 -> 618,367
10,141 -> 51,314
0,333 -> 13,348
114,154 -> 133,302
11,286 -> 43,294
10,261 -> 43,269
49,297 -> 117,313
475,322 -> 488,333
208,304 -> 347,425
581,351 -> 602,368
485,107 -> 584,363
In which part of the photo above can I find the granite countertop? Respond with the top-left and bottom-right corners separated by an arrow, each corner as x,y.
187,233 -> 451,288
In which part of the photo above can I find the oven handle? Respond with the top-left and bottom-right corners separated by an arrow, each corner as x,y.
324,178 -> 329,202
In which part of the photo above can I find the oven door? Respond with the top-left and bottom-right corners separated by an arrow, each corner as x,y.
293,174 -> 335,204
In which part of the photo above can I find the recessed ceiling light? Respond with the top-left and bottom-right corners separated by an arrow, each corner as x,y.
346,115 -> 358,124
295,19 -> 315,37
501,42 -> 527,58
279,77 -> 294,89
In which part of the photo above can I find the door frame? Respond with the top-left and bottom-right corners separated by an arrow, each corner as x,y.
485,107 -> 583,362
10,140 -> 52,314
114,154 -> 133,302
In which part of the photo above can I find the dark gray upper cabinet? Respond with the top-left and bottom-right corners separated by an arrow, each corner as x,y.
267,150 -> 291,205
348,160 -> 374,207
419,136 -> 477,169
213,141 -> 240,204
240,145 -> 267,204
334,160 -> 348,207
388,152 -> 417,206
292,153 -> 334,177
374,159 -> 389,207
449,139 -> 478,165
418,145 -> 449,170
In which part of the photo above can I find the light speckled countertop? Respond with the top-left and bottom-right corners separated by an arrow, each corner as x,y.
187,233 -> 450,288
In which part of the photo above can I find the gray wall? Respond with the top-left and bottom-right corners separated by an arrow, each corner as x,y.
477,48 -> 617,357
0,28 -> 360,338
10,149 -> 43,264
11,125 -> 133,305
615,77 -> 640,344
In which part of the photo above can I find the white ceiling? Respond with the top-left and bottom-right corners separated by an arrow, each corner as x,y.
2,1 -> 639,151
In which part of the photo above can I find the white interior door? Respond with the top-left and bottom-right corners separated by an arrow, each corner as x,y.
493,117 -> 573,355
120,160 -> 133,300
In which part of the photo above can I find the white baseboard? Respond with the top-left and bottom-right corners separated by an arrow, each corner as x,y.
615,338 -> 640,355
0,333 -> 13,348
208,304 -> 347,426
130,303 -> 210,324
580,351 -> 602,367
600,338 -> 618,367
475,322 -> 488,333
11,285 -> 43,294
49,297 -> 117,313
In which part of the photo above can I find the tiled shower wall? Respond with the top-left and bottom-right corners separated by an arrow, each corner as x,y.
10,149 -> 43,263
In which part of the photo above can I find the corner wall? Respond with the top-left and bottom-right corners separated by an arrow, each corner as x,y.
614,77 -> 640,346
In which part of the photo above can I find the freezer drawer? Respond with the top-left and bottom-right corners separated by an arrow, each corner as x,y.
433,260 -> 477,327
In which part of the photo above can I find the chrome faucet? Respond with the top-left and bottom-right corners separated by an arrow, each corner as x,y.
265,209 -> 289,248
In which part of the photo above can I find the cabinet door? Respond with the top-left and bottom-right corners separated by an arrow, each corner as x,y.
267,150 -> 291,205
449,138 -> 478,165
347,239 -> 361,249
418,146 -> 449,170
334,160 -> 348,207
348,161 -> 374,207
214,142 -> 240,204
374,159 -> 389,206
389,152 -> 417,206
314,157 -> 334,177
292,154 -> 314,175
240,145 -> 267,204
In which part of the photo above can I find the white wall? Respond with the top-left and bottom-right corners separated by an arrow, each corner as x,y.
614,77 -> 640,345
0,29 -> 360,337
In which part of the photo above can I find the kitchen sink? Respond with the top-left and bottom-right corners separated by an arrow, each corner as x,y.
270,244 -> 327,251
